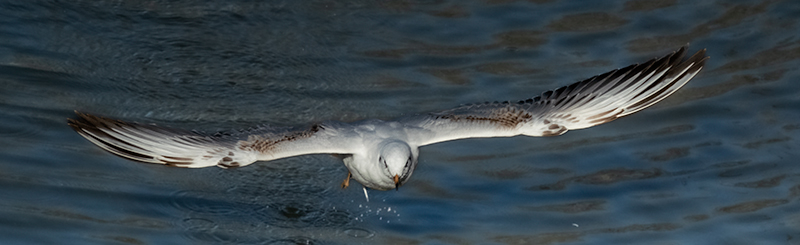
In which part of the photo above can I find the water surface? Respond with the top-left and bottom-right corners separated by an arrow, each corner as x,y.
1,0 -> 799,244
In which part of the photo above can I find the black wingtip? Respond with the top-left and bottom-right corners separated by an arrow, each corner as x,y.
67,111 -> 117,134
67,111 -> 95,133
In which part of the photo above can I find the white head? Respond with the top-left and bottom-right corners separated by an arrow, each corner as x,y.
378,141 -> 417,190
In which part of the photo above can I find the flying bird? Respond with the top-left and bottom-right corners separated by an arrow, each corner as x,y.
69,46 -> 708,191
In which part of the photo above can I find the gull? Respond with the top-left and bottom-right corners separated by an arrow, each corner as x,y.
68,46 -> 708,192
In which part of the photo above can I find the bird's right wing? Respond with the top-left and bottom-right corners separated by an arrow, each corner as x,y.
69,112 -> 354,168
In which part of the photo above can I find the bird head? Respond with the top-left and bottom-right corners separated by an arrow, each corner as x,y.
378,141 -> 417,190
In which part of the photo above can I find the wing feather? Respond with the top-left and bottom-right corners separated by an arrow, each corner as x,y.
68,112 -> 353,168
404,46 -> 708,146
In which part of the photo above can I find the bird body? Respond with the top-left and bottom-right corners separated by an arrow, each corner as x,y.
69,46 -> 708,191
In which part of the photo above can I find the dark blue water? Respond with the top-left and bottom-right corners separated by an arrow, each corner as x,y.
2,0 -> 799,244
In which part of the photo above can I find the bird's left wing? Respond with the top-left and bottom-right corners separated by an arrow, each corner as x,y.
402,46 -> 708,146
69,112 -> 355,168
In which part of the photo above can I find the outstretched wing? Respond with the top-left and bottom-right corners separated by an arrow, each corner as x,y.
68,112 -> 354,168
403,46 -> 708,146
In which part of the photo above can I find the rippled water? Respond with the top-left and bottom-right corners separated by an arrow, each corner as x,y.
2,0 -> 799,244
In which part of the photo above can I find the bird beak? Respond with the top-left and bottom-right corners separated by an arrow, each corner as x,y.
393,174 -> 400,191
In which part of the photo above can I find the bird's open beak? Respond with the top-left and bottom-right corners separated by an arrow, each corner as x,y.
393,174 -> 400,191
